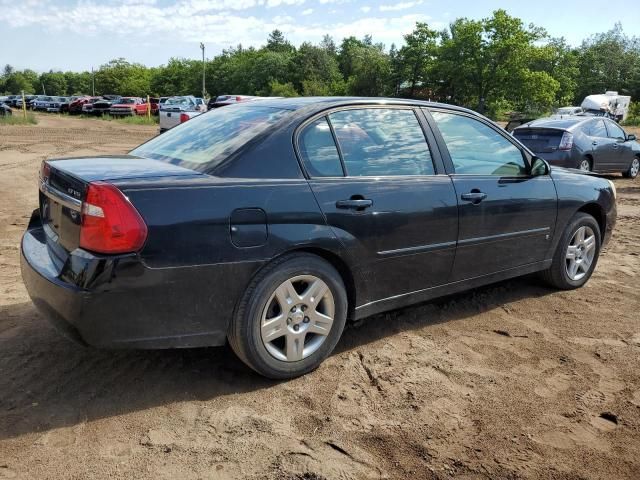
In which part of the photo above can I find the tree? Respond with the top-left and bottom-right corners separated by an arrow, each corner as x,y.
40,71 -> 67,96
575,24 -> 640,101
434,10 -> 558,115
397,22 -> 438,97
94,58 -> 151,96
267,81 -> 298,97
266,30 -> 295,54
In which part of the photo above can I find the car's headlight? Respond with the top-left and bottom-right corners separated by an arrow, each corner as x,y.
608,179 -> 617,200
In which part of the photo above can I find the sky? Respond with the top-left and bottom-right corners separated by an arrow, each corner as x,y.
1,0 -> 638,72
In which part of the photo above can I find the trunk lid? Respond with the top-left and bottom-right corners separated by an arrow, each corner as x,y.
39,155 -> 202,259
513,128 -> 565,153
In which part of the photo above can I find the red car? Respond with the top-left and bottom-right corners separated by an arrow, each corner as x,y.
68,96 -> 95,115
109,97 -> 151,116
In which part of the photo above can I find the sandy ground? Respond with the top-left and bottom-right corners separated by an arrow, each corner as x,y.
0,114 -> 639,480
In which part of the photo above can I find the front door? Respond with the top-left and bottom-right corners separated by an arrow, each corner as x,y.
297,107 -> 459,305
427,109 -> 558,282
604,119 -> 632,170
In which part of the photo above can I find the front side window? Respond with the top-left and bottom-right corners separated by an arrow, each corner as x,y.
298,117 -> 343,177
605,120 -> 626,140
430,111 -> 527,176
328,108 -> 435,177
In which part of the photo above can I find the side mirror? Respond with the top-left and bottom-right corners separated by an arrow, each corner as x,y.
531,156 -> 550,176
627,134 -> 636,141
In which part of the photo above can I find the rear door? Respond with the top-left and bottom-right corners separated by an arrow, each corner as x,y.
586,119 -> 616,170
298,106 -> 458,304
426,108 -> 558,281
604,119 -> 631,170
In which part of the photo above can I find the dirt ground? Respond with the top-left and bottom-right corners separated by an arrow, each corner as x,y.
0,114 -> 639,480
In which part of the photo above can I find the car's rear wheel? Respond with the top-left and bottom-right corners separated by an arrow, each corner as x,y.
539,212 -> 601,289
623,157 -> 639,179
228,253 -> 347,379
578,157 -> 592,172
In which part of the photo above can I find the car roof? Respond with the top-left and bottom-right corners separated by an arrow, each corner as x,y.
236,96 -> 476,114
517,116 -> 592,130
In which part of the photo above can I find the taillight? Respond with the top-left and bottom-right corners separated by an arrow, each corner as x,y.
179,113 -> 190,123
80,182 -> 147,254
558,132 -> 574,151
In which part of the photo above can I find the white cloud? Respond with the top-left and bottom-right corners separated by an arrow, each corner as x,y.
379,1 -> 423,12
360,6 -> 370,12
4,1 -> 433,54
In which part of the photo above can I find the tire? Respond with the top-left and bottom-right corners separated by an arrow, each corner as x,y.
539,212 -> 601,290
578,157 -> 592,172
623,156 -> 639,179
228,253 -> 348,379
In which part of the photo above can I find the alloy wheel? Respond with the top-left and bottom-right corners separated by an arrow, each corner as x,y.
630,158 -> 639,178
579,159 -> 591,172
260,275 -> 335,362
565,225 -> 596,281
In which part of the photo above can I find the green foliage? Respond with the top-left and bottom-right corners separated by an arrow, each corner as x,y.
1,13 -> 640,122
622,102 -> 640,126
267,81 -> 299,97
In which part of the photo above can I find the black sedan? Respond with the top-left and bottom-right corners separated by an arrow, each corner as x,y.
21,98 -> 617,379
513,116 -> 640,178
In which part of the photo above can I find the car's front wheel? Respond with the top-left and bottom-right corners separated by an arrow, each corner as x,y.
623,157 -> 639,179
228,253 -> 348,379
540,212 -> 601,289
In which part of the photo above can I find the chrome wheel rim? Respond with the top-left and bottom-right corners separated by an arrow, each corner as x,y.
630,158 -> 639,177
260,275 -> 335,362
565,226 -> 596,281
579,159 -> 590,172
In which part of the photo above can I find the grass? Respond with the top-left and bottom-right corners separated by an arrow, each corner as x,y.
0,112 -> 38,125
99,114 -> 159,125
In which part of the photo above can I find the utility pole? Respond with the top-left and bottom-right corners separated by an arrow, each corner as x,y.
200,42 -> 206,100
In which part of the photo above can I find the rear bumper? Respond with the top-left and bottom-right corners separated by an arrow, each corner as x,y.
536,151 -> 579,169
20,213 -> 253,349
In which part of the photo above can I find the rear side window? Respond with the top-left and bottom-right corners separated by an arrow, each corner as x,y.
587,120 -> 607,138
298,118 -> 344,177
328,108 -> 435,177
131,105 -> 289,172
430,111 -> 527,176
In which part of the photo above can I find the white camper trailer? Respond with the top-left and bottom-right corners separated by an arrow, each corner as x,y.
581,91 -> 631,122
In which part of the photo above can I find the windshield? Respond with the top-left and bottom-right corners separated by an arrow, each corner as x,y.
131,105 -> 289,172
119,98 -> 136,104
165,97 -> 192,106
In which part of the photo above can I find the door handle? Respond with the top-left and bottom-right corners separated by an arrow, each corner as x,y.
336,198 -> 373,210
460,191 -> 487,204
612,144 -> 619,149
592,141 -> 598,146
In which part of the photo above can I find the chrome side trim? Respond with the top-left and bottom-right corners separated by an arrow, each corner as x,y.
40,181 -> 82,211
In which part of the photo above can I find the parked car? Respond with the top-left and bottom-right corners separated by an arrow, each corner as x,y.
81,97 -> 103,115
513,116 -> 640,178
91,95 -> 122,115
21,97 -> 617,379
59,96 -> 83,113
68,96 -> 92,114
0,102 -> 11,116
32,96 -> 55,111
109,97 -> 149,116
552,106 -> 583,118
158,95 -> 203,133
207,94 -> 257,110
46,96 -> 69,112
149,97 -> 161,115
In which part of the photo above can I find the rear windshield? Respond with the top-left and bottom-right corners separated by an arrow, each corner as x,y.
131,105 -> 289,172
